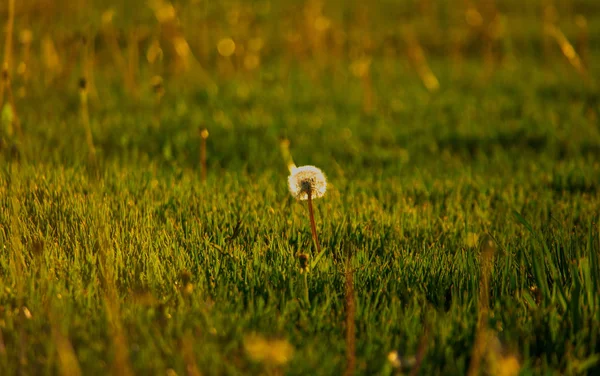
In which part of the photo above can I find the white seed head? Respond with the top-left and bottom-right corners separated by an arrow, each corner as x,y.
287,165 -> 327,200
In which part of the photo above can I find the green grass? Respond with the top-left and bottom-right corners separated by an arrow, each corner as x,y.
1,0 -> 600,375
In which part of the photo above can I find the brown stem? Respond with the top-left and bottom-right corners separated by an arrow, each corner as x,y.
307,190 -> 322,255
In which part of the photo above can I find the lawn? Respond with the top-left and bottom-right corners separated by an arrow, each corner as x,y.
1,0 -> 600,375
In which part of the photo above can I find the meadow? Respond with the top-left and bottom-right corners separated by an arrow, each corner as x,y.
1,0 -> 600,374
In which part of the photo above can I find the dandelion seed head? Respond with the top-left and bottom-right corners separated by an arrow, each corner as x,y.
287,165 -> 327,200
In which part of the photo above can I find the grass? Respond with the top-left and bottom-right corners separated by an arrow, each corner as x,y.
1,0 -> 600,374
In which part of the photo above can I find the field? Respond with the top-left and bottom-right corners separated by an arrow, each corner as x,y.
1,0 -> 600,375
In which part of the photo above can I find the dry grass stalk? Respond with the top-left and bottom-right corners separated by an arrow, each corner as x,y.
127,29 -> 139,98
50,314 -> 83,376
101,9 -> 127,80
361,70 -> 375,115
279,138 -> 296,173
181,332 -> 202,376
545,23 -> 588,79
150,0 -> 212,85
200,128 -> 209,181
344,258 -> 356,376
0,0 -> 15,105
150,75 -> 164,128
41,35 -> 62,84
481,4 -> 499,78
1,0 -> 22,137
403,28 -> 439,92
409,323 -> 430,376
17,29 -> 33,88
79,77 -> 96,166
83,34 -> 98,101
467,235 -> 496,376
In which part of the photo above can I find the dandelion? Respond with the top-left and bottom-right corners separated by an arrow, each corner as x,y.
288,165 -> 327,257
287,165 -> 327,201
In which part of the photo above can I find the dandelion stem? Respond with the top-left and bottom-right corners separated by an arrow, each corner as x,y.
307,190 -> 322,256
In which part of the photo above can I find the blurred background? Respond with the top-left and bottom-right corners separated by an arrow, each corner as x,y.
1,4 -> 599,374
0,0 -> 598,174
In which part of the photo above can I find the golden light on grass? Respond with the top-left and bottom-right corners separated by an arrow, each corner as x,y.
217,38 -> 236,57
18,30 -> 33,80
171,35 -> 194,72
545,23 -> 587,78
387,351 -> 402,368
487,340 -> 521,376
42,36 -> 62,75
387,350 -> 416,371
350,57 -> 375,114
0,0 -> 21,138
174,36 -> 192,59
248,37 -> 264,53
403,28 -> 439,92
466,232 -> 479,248
314,16 -> 331,32
146,40 -> 163,64
151,0 -> 177,23
101,8 -> 115,24
243,54 -> 260,70
466,8 -> 484,28
350,58 -> 371,78
244,334 -> 294,366
279,138 -> 296,173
